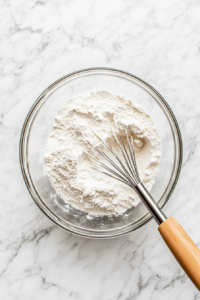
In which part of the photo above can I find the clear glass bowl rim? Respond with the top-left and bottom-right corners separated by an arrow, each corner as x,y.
19,67 -> 183,239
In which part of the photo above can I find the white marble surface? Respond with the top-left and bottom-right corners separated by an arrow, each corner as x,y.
1,0 -> 200,299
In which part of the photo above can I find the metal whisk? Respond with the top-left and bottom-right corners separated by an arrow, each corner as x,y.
89,126 -> 167,225
88,126 -> 200,290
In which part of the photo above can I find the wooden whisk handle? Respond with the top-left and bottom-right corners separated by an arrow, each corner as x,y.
158,217 -> 200,290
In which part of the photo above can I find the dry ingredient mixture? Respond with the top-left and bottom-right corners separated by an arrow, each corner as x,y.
44,91 -> 161,215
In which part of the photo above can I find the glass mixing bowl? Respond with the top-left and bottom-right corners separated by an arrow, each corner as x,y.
19,68 -> 182,238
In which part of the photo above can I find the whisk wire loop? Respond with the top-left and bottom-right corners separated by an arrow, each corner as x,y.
89,127 -> 141,189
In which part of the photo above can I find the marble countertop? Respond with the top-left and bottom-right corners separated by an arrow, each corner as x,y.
1,0 -> 200,299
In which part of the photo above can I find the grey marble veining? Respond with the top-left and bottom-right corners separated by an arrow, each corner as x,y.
1,0 -> 200,299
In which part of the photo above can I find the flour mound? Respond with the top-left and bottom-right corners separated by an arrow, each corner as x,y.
44,91 -> 161,215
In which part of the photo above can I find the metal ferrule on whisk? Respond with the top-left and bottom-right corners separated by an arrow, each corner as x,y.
134,183 -> 166,225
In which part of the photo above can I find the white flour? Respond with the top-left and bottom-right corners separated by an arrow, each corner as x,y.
44,91 -> 161,215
